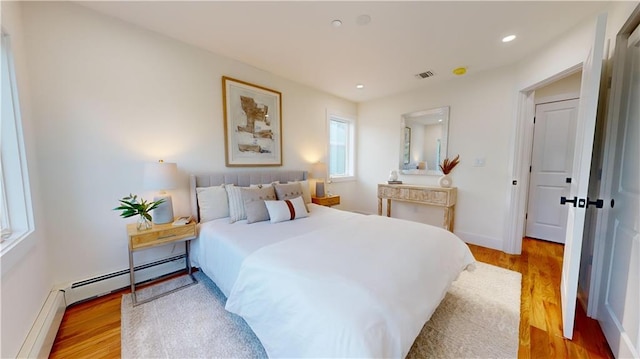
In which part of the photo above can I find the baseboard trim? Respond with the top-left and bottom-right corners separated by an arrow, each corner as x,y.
455,230 -> 503,251
17,290 -> 66,359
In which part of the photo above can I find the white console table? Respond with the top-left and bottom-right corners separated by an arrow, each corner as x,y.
377,184 -> 457,232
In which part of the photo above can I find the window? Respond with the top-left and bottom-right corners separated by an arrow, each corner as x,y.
1,31 -> 33,255
328,112 -> 356,181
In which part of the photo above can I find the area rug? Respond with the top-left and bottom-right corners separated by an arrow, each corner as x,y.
122,262 -> 521,358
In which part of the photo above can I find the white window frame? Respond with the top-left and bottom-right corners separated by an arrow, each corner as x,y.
1,31 -> 34,256
327,111 -> 356,182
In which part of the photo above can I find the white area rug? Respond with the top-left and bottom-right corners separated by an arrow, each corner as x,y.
122,262 -> 521,358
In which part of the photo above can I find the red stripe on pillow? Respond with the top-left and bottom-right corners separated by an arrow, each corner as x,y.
285,199 -> 295,220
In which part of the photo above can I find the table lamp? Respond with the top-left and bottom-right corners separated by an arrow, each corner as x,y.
144,160 -> 178,224
311,162 -> 327,197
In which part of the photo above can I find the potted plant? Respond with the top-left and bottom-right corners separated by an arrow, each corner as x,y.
438,154 -> 460,188
114,194 -> 165,230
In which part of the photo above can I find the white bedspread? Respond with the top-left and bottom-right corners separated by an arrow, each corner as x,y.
192,204 -> 361,296
224,214 -> 475,358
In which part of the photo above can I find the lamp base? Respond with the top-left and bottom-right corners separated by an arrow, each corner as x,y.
153,194 -> 174,224
315,182 -> 325,198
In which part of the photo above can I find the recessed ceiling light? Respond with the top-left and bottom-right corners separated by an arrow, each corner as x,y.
502,35 -> 516,43
356,84 -> 364,89
331,19 -> 342,28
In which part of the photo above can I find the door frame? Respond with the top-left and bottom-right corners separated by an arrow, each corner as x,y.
504,64 -> 582,255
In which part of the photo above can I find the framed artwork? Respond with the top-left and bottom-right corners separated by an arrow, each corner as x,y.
403,127 -> 411,164
222,76 -> 282,167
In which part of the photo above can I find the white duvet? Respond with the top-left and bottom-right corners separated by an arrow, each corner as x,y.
224,214 -> 475,358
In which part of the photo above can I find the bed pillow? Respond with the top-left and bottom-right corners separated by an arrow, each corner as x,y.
274,182 -> 305,201
226,184 -> 247,223
249,181 -> 279,189
292,180 -> 312,204
264,196 -> 309,223
241,187 -> 277,224
196,185 -> 229,222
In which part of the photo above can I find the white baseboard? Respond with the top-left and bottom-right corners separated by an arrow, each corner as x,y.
455,230 -> 503,251
17,290 -> 66,359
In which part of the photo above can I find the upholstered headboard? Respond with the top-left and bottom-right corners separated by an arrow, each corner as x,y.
190,170 -> 308,222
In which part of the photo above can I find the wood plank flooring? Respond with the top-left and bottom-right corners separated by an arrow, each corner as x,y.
50,238 -> 613,358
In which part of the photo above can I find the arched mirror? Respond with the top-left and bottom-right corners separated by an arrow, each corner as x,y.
399,106 -> 450,175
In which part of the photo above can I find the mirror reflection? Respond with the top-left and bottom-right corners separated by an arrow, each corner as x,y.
400,106 -> 449,175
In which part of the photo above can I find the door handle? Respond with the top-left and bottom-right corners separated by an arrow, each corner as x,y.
587,198 -> 604,209
560,196 -> 578,207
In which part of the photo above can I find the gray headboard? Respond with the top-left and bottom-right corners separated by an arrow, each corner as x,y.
190,170 -> 308,221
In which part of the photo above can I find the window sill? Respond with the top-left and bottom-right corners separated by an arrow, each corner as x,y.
1,229 -> 32,258
329,176 -> 356,183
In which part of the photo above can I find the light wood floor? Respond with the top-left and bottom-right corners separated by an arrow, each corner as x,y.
50,238 -> 613,358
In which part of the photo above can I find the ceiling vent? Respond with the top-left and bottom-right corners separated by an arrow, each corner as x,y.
415,71 -> 435,79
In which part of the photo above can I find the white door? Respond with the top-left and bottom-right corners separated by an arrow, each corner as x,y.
526,99 -> 579,243
560,13 -> 607,340
597,22 -> 640,359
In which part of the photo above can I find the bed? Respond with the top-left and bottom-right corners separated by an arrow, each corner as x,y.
189,170 -> 475,358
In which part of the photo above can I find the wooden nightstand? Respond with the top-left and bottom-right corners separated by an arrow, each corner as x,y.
312,195 -> 340,207
127,219 -> 198,306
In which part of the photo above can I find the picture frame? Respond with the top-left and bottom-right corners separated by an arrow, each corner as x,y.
403,126 -> 411,164
222,76 -> 282,167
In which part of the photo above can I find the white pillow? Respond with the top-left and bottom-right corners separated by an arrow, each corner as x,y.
196,185 -> 229,222
264,196 -> 309,224
225,184 -> 247,223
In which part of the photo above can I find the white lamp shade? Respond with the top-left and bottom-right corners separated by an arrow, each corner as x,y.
311,162 -> 327,179
144,161 -> 178,190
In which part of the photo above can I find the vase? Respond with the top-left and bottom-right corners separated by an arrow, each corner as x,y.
438,174 -> 452,188
137,215 -> 152,231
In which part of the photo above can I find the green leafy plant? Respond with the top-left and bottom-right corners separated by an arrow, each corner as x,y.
113,194 -> 165,221
439,154 -> 461,175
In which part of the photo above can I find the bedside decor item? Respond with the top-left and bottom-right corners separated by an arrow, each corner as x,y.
114,194 -> 165,231
388,170 -> 398,182
311,162 -> 327,197
144,160 -> 178,224
438,154 -> 460,188
222,76 -> 282,167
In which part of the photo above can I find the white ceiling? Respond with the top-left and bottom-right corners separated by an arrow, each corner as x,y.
77,1 -> 609,103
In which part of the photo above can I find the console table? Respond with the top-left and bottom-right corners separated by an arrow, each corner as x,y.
377,184 -> 457,232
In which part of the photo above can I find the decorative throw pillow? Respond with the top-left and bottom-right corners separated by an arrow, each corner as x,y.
274,182 -> 304,201
225,184 -> 247,223
264,196 -> 309,224
196,185 -> 229,222
291,180 -> 312,204
249,181 -> 279,189
241,187 -> 277,224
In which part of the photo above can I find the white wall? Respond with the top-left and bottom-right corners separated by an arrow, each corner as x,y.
356,1 -> 638,252
535,71 -> 582,102
19,2 -> 356,288
357,67 -> 517,249
0,2 -> 53,358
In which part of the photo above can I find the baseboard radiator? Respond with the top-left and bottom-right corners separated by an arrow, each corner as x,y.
65,255 -> 186,305
17,290 -> 66,359
16,255 -> 185,358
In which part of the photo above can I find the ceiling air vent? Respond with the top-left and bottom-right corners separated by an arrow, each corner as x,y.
415,71 -> 435,79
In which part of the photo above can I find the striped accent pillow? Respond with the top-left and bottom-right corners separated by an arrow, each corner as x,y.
225,185 -> 247,223
264,196 -> 309,224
